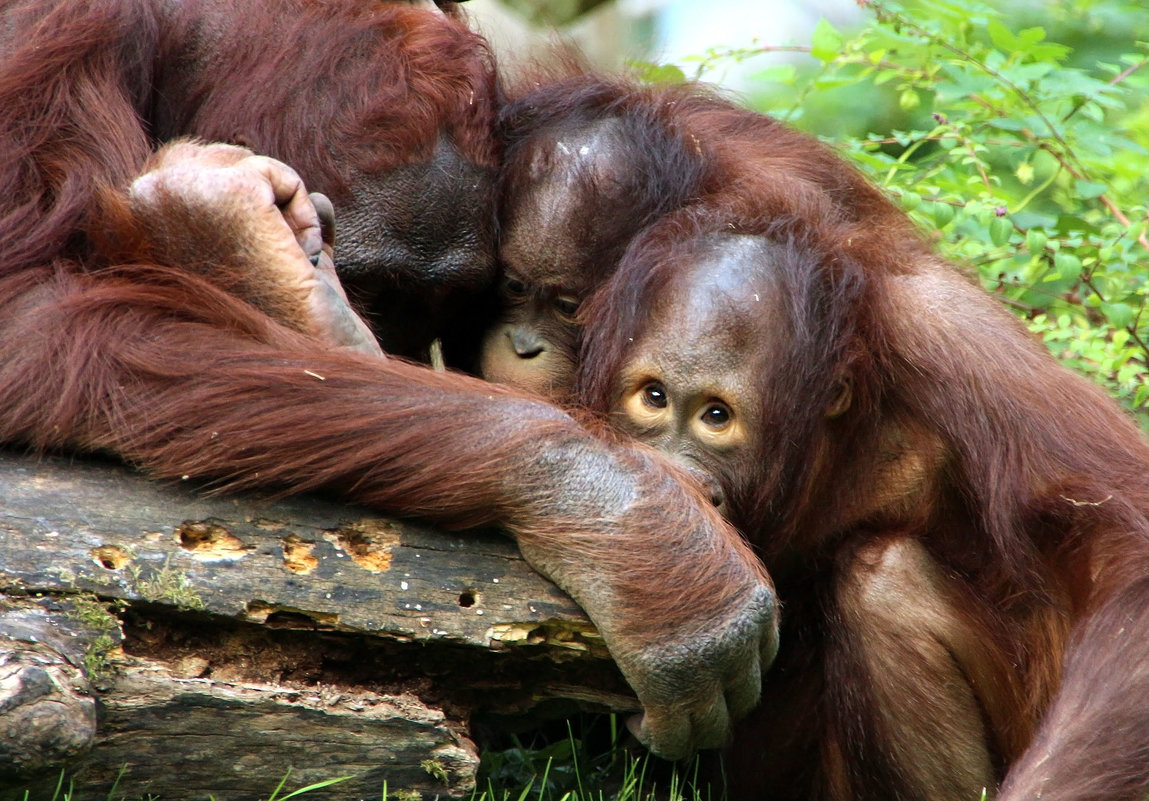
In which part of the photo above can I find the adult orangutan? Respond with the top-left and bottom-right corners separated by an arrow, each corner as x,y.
483,72 -> 1149,800
0,0 -> 778,764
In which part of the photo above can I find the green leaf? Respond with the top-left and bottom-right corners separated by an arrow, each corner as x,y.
1073,180 -> 1108,199
1101,302 -> 1135,329
811,75 -> 859,90
899,88 -> 921,111
1000,62 -> 1055,84
1053,251 -> 1082,281
1026,229 -> 1047,254
751,64 -> 797,85
630,62 -> 686,85
990,216 -> 1013,246
987,20 -> 1018,53
900,191 -> 922,211
1134,384 -> 1149,409
1017,26 -> 1048,46
1056,215 -> 1102,236
987,117 -> 1029,132
810,18 -> 844,63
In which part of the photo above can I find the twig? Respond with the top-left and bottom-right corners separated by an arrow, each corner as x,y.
1062,56 -> 1149,124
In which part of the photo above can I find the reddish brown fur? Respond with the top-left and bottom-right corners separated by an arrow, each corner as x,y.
0,0 -> 778,764
493,68 -> 1149,801
0,257 -> 758,634
151,0 -> 500,199
495,72 -> 928,394
497,71 -> 714,289
578,176 -> 1149,798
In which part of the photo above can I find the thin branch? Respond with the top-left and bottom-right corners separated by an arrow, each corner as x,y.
1080,272 -> 1149,360
868,2 -> 1079,172
1012,164 -> 1062,214
965,93 -> 1149,256
1062,55 -> 1149,124
964,140 -> 994,193
1110,57 -> 1149,86
1030,141 -> 1149,254
696,44 -> 931,83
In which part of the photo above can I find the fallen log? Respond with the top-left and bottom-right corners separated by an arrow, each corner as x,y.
0,450 -> 635,799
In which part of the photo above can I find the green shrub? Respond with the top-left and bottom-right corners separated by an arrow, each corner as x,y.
672,0 -> 1149,425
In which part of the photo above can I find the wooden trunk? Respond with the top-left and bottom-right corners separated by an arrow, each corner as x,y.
0,451 -> 635,799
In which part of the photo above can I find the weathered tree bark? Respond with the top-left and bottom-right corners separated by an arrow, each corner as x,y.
0,450 -> 635,799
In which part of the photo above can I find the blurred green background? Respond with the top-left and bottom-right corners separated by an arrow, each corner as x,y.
483,0 -> 1149,428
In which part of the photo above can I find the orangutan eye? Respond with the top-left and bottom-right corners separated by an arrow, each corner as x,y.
555,295 -> 580,318
701,403 -> 732,430
503,277 -> 527,296
641,383 -> 668,409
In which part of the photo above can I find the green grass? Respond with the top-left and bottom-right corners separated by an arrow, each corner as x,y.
7,716 -> 721,801
473,714 -> 720,801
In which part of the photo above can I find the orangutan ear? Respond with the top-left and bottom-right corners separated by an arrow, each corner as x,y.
826,375 -> 853,419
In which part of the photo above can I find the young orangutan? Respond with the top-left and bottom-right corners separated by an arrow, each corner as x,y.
480,72 -> 920,401
484,72 -> 1149,801
579,203 -> 1149,801
480,76 -> 706,399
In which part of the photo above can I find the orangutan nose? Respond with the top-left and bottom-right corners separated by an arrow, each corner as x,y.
509,328 -> 545,359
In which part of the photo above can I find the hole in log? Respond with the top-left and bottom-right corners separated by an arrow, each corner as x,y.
245,600 -> 274,623
245,601 -> 339,629
176,520 -> 248,558
91,545 -> 130,570
120,605 -> 631,716
265,610 -> 337,629
282,535 -> 318,574
330,521 -> 400,572
458,590 -> 479,608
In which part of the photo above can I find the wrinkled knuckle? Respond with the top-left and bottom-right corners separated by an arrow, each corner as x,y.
630,710 -> 688,762
725,584 -> 778,646
251,154 -> 299,180
748,581 -> 778,622
626,653 -> 685,704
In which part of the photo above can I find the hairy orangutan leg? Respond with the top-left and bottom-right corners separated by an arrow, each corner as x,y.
831,536 -> 997,801
128,141 -> 383,356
